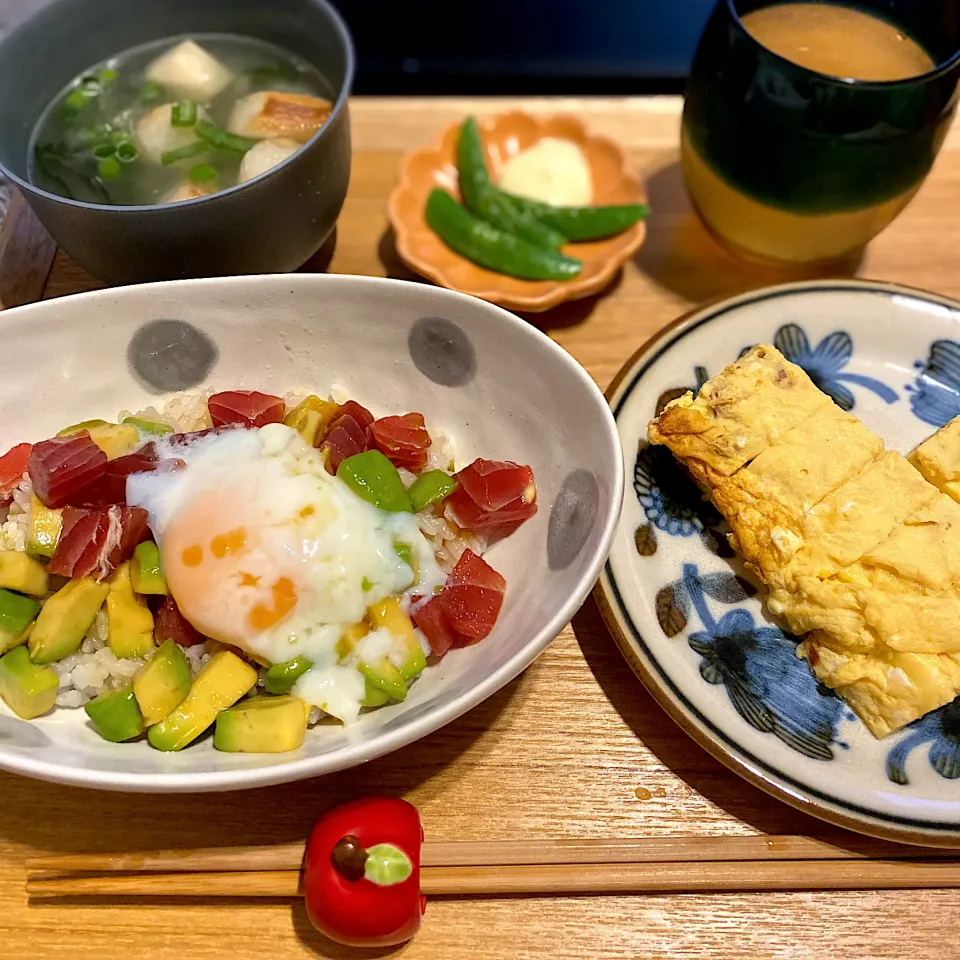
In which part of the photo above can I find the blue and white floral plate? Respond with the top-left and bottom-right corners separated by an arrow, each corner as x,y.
597,279 -> 960,846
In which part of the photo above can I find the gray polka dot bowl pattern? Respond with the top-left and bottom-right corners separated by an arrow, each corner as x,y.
0,274 -> 623,792
0,0 -> 354,284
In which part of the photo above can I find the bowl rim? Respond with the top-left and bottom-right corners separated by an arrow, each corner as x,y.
0,0 -> 356,213
0,273 -> 625,792
388,110 -> 648,313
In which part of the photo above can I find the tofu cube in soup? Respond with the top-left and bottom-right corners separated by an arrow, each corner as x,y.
239,138 -> 300,182
228,91 -> 333,143
136,103 -> 211,165
145,39 -> 235,101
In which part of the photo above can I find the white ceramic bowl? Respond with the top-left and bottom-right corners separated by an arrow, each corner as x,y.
0,275 -> 622,792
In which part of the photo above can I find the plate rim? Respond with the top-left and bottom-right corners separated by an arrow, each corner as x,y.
597,277 -> 960,847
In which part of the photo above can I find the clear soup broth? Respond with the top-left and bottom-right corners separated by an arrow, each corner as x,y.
29,33 -> 336,206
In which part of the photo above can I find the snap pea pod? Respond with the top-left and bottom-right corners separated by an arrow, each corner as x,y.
194,120 -> 257,155
264,657 -> 313,695
408,470 -> 457,512
501,191 -> 650,242
457,118 -> 567,250
425,189 -> 582,282
338,450 -> 413,513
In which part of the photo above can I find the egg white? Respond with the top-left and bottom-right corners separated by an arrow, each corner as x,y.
127,423 -> 444,722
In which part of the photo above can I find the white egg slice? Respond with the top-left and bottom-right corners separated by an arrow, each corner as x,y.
127,424 -> 444,722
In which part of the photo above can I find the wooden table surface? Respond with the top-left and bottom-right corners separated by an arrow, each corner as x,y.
3,96 -> 960,960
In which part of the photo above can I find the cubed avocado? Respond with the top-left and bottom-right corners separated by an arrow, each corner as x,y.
29,578 -> 109,664
263,656 -> 313,695
336,622 -> 368,661
0,588 -> 41,655
213,695 -> 309,753
369,597 -> 415,639
283,395 -> 339,446
368,597 -> 426,681
106,562 -> 155,659
57,418 -> 109,436
25,495 -> 62,559
130,541 -> 168,595
90,423 -> 141,460
0,551 -> 48,598
147,650 -> 257,752
84,686 -> 145,742
58,421 -> 139,460
122,416 -> 174,436
133,638 -> 191,725
358,658 -> 408,702
0,645 -> 58,719
398,643 -> 427,683
361,679 -> 391,708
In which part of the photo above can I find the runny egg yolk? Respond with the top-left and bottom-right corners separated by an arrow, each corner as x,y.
211,527 -> 248,558
161,487 -> 304,650
249,576 -> 298,630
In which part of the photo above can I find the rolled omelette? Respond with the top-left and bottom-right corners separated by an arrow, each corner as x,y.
649,345 -> 960,739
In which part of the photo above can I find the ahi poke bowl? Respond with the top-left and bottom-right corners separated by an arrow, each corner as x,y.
0,274 -> 622,791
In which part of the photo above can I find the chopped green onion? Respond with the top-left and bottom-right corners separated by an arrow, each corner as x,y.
139,81 -> 163,105
35,142 -> 110,202
160,141 -> 208,166
99,66 -> 119,83
171,100 -> 197,127
98,156 -> 122,180
55,105 -> 79,125
76,125 -> 107,146
116,140 -> 138,164
109,128 -> 128,145
248,61 -> 300,84
92,142 -> 116,159
194,120 -> 257,154
65,88 -> 88,111
188,163 -> 217,184
79,75 -> 101,97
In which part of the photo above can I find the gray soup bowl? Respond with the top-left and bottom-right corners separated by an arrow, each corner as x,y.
0,0 -> 354,283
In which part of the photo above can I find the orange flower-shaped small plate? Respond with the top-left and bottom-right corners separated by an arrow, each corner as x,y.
388,112 -> 647,313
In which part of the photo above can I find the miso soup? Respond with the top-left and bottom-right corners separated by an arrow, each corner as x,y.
29,34 -> 337,206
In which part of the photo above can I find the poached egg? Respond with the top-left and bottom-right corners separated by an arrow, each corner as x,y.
127,423 -> 442,722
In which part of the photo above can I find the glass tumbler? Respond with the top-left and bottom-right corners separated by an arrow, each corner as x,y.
682,0 -> 960,266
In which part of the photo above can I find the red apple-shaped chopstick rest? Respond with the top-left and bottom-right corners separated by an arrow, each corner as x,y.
304,796 -> 426,948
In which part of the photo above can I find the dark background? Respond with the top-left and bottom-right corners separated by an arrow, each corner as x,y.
329,0 -> 718,94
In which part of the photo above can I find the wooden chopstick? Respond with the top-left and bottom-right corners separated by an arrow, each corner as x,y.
25,859 -> 960,898
23,833 -> 960,876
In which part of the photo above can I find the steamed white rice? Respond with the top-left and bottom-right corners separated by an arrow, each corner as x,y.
0,476 -> 32,552
5,388 -> 478,715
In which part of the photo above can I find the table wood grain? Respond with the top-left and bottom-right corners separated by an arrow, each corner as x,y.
4,96 -> 960,960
